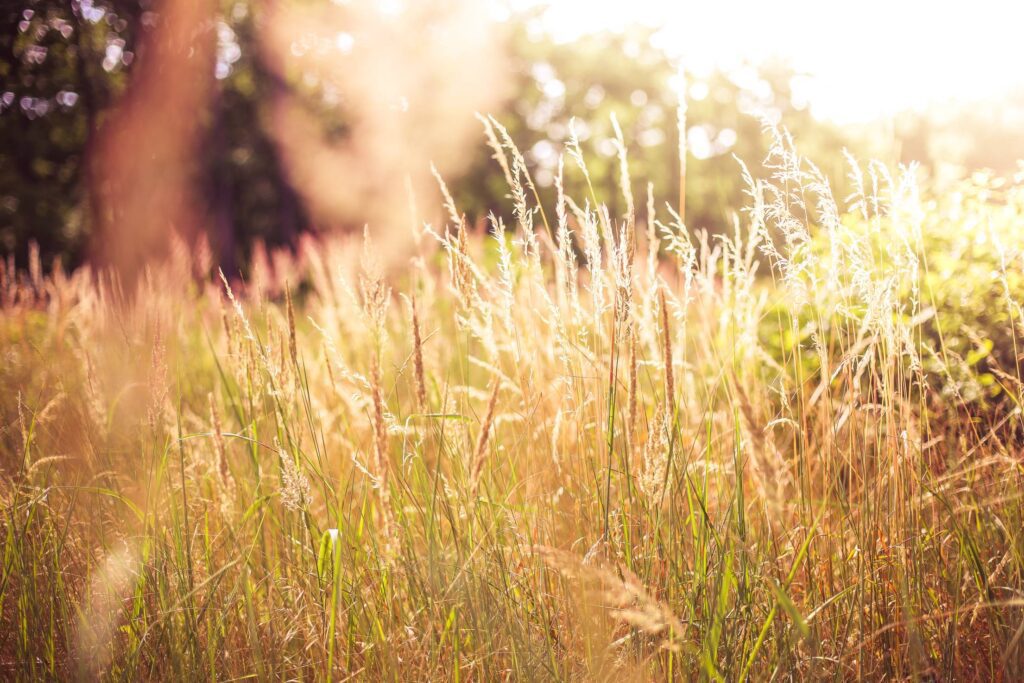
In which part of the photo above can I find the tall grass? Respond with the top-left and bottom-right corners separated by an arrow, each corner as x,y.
2,122 -> 1024,680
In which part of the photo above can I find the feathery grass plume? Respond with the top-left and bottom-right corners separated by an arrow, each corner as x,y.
646,181 -> 659,279
608,115 -> 637,338
147,326 -> 169,433
598,204 -> 615,258
31,391 -> 65,428
370,353 -> 389,488
487,114 -> 553,243
469,380 -> 501,498
16,391 -> 28,468
627,326 -> 639,444
220,304 -> 234,357
362,284 -> 390,446
476,112 -> 515,190
499,131 -> 542,264
534,545 -> 688,652
285,283 -> 298,371
844,148 -> 870,222
610,112 -> 636,267
658,205 -> 697,300
409,294 -> 428,410
553,156 -> 579,316
437,216 -> 480,310
426,214 -> 499,357
359,227 -> 397,553
278,442 -> 310,512
638,405 -> 669,501
208,392 -> 230,489
218,268 -> 256,344
612,223 -> 634,323
566,117 -> 606,234
658,287 -> 675,420
430,162 -> 462,230
730,374 -> 789,508
489,212 -> 517,336
577,199 -> 608,337
359,227 -> 391,342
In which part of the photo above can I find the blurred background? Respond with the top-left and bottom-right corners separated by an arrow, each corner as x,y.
3,0 -> 1023,278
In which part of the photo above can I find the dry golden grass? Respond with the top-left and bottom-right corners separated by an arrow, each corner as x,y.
2,123 -> 1024,680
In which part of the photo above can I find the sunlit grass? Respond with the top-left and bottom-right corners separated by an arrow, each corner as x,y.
2,122 -> 1024,680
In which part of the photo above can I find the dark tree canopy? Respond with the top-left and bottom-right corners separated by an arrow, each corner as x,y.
1,0 -> 304,272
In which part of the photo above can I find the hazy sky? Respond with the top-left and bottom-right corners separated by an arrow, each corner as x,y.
505,0 -> 1024,123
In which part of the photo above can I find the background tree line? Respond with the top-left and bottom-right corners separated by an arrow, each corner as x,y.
3,0 -> 1021,273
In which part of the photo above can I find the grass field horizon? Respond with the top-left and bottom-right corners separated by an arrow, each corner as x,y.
3,118 -> 1024,680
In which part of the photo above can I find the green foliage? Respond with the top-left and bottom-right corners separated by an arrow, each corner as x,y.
0,1 -> 137,261
912,173 -> 1024,401
0,0 -> 304,270
455,24 -> 857,237
765,165 -> 1024,406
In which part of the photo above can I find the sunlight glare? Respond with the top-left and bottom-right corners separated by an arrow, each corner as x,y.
504,0 -> 1024,122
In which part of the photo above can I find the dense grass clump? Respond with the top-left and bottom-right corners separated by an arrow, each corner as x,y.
3,122 -> 1024,680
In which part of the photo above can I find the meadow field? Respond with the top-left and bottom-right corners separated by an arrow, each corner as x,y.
3,121 -> 1024,680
